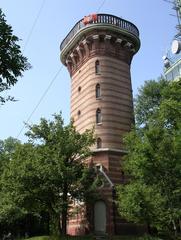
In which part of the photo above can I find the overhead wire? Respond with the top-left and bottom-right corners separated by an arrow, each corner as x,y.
23,0 -> 46,52
0,0 -> 46,110
3,0 -> 55,139
16,0 -> 107,138
97,0 -> 106,13
16,66 -> 63,138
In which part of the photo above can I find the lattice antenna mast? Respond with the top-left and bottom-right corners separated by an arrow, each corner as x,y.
163,0 -> 181,78
164,0 -> 181,37
173,0 -> 181,38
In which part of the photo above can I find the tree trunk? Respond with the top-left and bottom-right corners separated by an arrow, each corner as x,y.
62,207 -> 68,235
172,219 -> 177,237
147,222 -> 152,235
48,210 -> 61,236
179,219 -> 181,233
57,216 -> 62,236
61,183 -> 68,235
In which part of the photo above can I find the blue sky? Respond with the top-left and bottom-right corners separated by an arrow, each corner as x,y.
0,0 -> 177,141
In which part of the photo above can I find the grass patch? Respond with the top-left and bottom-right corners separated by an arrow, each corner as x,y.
24,237 -> 50,240
114,237 -> 136,240
24,235 -> 162,240
24,236 -> 93,240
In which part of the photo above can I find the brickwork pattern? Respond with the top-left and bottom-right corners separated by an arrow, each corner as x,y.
60,15 -> 141,236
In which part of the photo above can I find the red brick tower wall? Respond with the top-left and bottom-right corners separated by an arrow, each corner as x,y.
60,14 -> 140,235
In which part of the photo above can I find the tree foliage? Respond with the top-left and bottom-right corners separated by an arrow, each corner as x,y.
0,8 -> 31,104
0,137 -> 20,174
117,79 -> 181,237
0,113 -> 96,235
134,77 -> 169,127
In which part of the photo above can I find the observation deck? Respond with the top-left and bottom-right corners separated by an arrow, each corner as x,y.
60,13 -> 140,64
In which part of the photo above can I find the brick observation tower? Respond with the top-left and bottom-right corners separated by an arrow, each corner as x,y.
60,13 -> 140,236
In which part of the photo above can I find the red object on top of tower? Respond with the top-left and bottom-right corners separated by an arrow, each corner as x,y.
82,14 -> 97,25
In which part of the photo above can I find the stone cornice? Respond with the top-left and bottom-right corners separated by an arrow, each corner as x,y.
60,24 -> 140,65
62,31 -> 137,76
92,148 -> 128,154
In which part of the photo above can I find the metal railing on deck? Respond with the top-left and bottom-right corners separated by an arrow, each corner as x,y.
60,13 -> 139,51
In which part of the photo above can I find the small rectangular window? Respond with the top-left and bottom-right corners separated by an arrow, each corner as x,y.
95,60 -> 100,74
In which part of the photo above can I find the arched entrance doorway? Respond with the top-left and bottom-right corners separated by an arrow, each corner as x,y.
94,200 -> 106,234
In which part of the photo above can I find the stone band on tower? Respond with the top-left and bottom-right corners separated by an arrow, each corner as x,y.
60,13 -> 140,235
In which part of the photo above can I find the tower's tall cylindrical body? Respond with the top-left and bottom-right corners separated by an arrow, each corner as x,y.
60,14 -> 140,235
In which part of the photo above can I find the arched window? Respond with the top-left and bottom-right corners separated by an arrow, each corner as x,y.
94,200 -> 106,232
96,84 -> 101,98
77,110 -> 81,116
95,60 -> 100,74
96,108 -> 101,124
97,138 -> 102,149
78,86 -> 81,92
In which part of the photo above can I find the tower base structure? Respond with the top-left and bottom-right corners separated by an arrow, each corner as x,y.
66,150 -> 146,236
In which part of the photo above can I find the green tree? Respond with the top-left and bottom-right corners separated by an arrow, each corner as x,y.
117,79 -> 181,237
0,137 -> 20,174
0,8 -> 31,104
0,143 -> 49,231
134,77 -> 168,127
0,137 -> 23,235
0,113 -> 96,235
